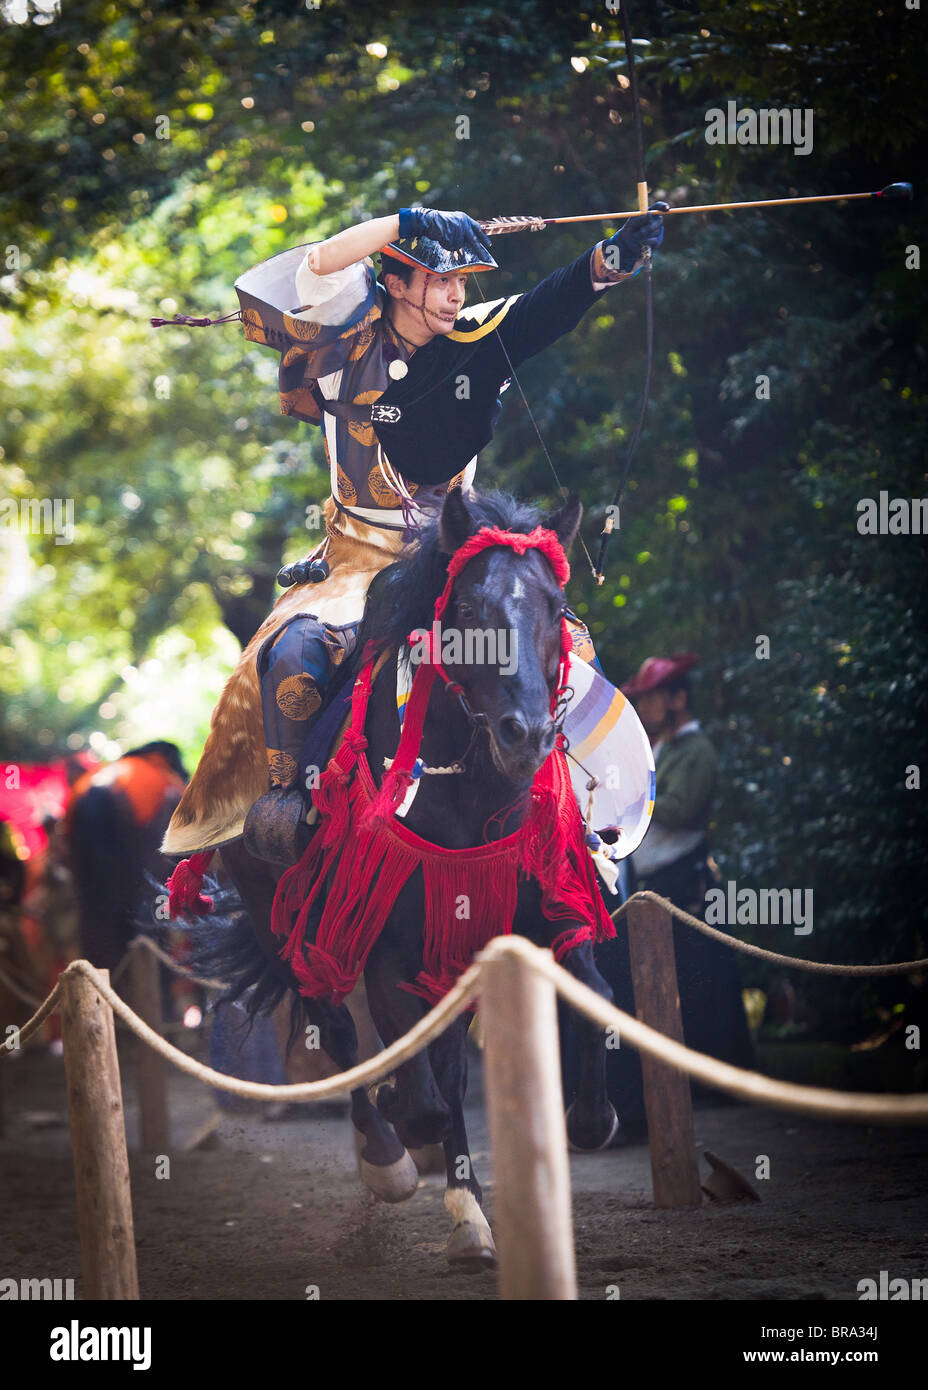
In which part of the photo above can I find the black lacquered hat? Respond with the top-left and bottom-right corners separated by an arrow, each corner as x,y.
379,235 -> 497,275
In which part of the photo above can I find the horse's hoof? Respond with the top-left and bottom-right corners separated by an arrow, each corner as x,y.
354,1130 -> 419,1203
444,1188 -> 496,1267
408,1143 -> 446,1176
566,1101 -> 621,1152
446,1221 -> 497,1267
359,1153 -> 420,1203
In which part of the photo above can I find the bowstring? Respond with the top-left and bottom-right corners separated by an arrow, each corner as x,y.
470,272 -> 598,581
592,253 -> 653,580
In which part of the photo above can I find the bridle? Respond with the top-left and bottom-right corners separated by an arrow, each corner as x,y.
374,524 -> 573,808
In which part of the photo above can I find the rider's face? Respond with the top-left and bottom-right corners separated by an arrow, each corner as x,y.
409,269 -> 468,333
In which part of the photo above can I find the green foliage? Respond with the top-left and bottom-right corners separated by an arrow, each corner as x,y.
1,0 -> 925,1005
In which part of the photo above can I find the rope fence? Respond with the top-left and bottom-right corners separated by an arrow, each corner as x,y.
4,940 -> 925,1120
2,977 -> 62,1048
0,960 -> 47,1010
110,934 -> 226,992
5,891 -> 925,1106
612,891 -> 928,976
2,954 -> 482,1100
3,891 -> 926,1300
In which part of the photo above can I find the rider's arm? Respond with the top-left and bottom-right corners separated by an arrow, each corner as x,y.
279,224 -> 389,424
489,245 -> 628,369
483,208 -> 662,364
307,215 -> 400,276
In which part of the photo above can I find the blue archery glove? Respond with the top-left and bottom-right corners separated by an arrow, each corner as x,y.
398,207 -> 493,258
604,201 -> 668,274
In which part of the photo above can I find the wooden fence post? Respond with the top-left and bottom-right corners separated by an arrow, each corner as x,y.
59,966 -> 139,1299
130,941 -> 170,1152
625,896 -> 702,1208
480,939 -> 577,1300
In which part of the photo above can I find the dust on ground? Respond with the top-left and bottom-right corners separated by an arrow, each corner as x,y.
2,1038 -> 925,1302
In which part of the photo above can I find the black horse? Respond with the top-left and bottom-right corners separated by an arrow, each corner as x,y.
217,489 -> 618,1265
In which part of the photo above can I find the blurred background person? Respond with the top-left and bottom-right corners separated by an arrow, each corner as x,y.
623,653 -> 754,1088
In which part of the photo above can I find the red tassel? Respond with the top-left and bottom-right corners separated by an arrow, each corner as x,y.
167,850 -> 215,918
272,838 -> 319,944
270,744 -> 613,1009
275,774 -> 423,1005
311,673 -> 372,846
362,660 -> 439,828
520,750 -> 616,945
313,753 -> 354,848
520,752 -> 570,889
550,925 -> 594,961
401,846 -> 520,1006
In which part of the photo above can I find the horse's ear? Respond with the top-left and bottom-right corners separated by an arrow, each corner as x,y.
546,492 -> 583,552
438,486 -> 477,555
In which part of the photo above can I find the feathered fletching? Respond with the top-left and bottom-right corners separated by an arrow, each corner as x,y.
476,215 -> 548,237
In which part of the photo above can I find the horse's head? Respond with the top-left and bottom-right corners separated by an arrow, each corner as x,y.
437,487 -> 582,783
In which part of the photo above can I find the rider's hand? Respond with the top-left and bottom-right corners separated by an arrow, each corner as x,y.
398,207 -> 493,258
603,201 -> 668,274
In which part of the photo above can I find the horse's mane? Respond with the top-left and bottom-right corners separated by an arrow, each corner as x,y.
354,490 -> 545,659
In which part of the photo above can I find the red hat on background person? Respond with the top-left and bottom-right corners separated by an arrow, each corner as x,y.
621,652 -> 699,697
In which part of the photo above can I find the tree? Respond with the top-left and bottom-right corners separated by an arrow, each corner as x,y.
1,0 -> 925,991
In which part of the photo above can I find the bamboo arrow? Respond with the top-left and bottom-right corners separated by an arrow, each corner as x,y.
478,183 -> 913,237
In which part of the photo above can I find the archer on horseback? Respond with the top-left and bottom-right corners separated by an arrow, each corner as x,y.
157,203 -> 665,865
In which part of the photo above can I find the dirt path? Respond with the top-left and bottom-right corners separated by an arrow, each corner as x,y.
2,1040 -> 926,1301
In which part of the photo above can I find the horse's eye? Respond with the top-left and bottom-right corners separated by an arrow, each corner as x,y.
458,600 -> 474,621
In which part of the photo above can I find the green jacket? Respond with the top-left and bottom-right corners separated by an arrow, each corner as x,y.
653,727 -> 717,833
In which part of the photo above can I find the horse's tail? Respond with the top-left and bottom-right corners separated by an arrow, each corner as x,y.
181,885 -> 308,1055
69,785 -> 142,970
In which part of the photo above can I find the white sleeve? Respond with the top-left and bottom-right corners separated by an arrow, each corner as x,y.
292,250 -> 373,327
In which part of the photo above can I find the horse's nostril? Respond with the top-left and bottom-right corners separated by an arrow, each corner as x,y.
499,714 -> 528,747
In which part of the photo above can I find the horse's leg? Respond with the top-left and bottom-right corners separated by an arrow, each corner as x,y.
220,839 -> 418,1202
363,884 -> 452,1151
303,993 -> 419,1204
428,1016 -> 497,1267
512,880 -> 620,1151
559,939 -> 620,1151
